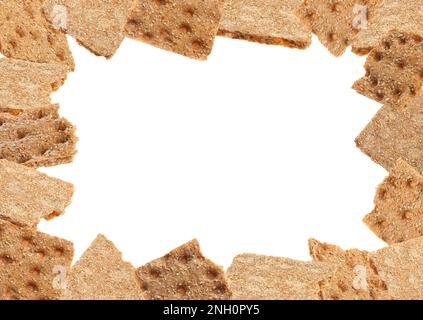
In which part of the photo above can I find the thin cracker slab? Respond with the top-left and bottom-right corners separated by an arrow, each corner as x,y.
364,159 -> 423,244
0,0 -> 74,69
0,159 -> 74,227
43,0 -> 133,58
125,0 -> 224,60
0,220 -> 73,300
227,253 -> 328,300
353,30 -> 423,108
218,0 -> 311,49
355,94 -> 423,174
136,239 -> 231,300
63,234 -> 143,300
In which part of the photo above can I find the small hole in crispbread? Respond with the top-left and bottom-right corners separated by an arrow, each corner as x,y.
17,155 -> 31,164
373,52 -> 383,62
206,267 -> 220,280
393,87 -> 403,97
382,41 -> 392,50
375,217 -> 385,227
330,2 -> 341,12
399,37 -> 407,45
21,235 -> 33,246
191,39 -> 204,51
34,249 -> 46,259
184,7 -> 195,18
409,86 -> 417,96
55,135 -> 69,144
395,60 -> 406,69
148,267 -> 161,278
154,0 -> 167,5
15,26 -> 25,38
176,284 -> 188,296
327,32 -> 336,42
140,281 -> 149,291
9,40 -> 17,50
47,35 -> 55,45
56,51 -> 65,62
370,76 -> 378,87
53,246 -> 65,256
400,210 -> 410,220
56,121 -> 69,131
407,178 -> 419,188
179,23 -> 192,33
29,30 -> 39,40
375,91 -> 385,101
214,283 -> 228,294
179,252 -> 193,263
16,129 -> 28,140
26,281 -> 39,292
0,254 -> 15,264
143,32 -> 154,40
30,266 -> 42,276
337,281 -> 348,292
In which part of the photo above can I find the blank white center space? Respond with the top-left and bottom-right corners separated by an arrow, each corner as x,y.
38,35 -> 387,268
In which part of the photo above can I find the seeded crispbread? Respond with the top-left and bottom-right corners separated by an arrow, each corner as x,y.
136,239 -> 231,300
218,0 -> 311,49
0,0 -> 74,69
227,253 -> 328,300
355,94 -> 423,174
363,159 -> 423,244
0,219 -> 73,300
353,30 -> 423,108
294,0 -> 376,56
43,0 -> 132,58
309,239 -> 390,300
125,0 -> 224,60
63,235 -> 143,300
352,0 -> 423,55
0,159 -> 73,227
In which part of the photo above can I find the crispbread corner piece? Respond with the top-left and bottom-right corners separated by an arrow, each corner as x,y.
136,239 -> 231,300
352,30 -> 423,108
0,219 -> 74,300
218,0 -> 312,49
364,159 -> 423,244
125,0 -> 224,60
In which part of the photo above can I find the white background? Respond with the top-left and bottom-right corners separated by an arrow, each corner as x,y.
34,34 -> 388,269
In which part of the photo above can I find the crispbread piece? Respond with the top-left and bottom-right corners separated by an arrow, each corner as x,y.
352,0 -> 423,55
370,237 -> 423,300
125,0 -> 224,60
364,159 -> 423,244
218,0 -> 312,49
309,239 -> 390,300
0,159 -> 74,227
0,0 -> 74,69
227,253 -> 327,300
63,235 -> 143,300
355,94 -> 423,174
43,0 -> 133,58
353,30 -> 423,108
0,219 -> 73,300
294,0 -> 376,56
136,239 -> 231,300
0,58 -> 68,112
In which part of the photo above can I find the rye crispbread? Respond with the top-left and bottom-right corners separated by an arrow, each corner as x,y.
218,0 -> 312,49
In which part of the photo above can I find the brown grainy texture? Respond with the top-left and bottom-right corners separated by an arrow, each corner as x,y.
364,159 -> 423,244
227,253 -> 328,300
352,0 -> 423,55
0,58 -> 68,112
0,219 -> 73,300
309,239 -> 390,300
0,0 -> 74,70
0,105 -> 77,168
63,235 -> 143,300
136,239 -> 231,300
295,0 -> 377,56
43,0 -> 133,58
125,0 -> 224,60
353,30 -> 423,108
0,159 -> 74,227
370,237 -> 423,300
355,94 -> 423,174
218,0 -> 311,49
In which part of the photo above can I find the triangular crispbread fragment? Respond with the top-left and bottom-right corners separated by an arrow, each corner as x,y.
295,0 -> 377,56
0,159 -> 73,227
309,239 -> 390,300
63,235 -> 143,300
364,159 -> 423,244
0,0 -> 74,69
0,220 -> 73,300
227,253 -> 328,300
352,0 -> 423,55
125,0 -> 224,60
218,0 -> 312,49
355,94 -> 423,174
43,0 -> 132,58
136,239 -> 231,300
353,30 -> 423,108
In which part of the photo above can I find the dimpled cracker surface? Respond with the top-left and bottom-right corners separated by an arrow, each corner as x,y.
218,0 -> 311,49
0,0 -> 74,69
0,219 -> 73,300
43,0 -> 133,58
125,0 -> 224,60
355,94 -> 423,174
227,253 -> 328,300
136,239 -> 231,300
0,159 -> 73,226
352,0 -> 423,55
63,235 -> 143,300
353,30 -> 423,108
364,159 -> 423,244
295,0 -> 376,56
